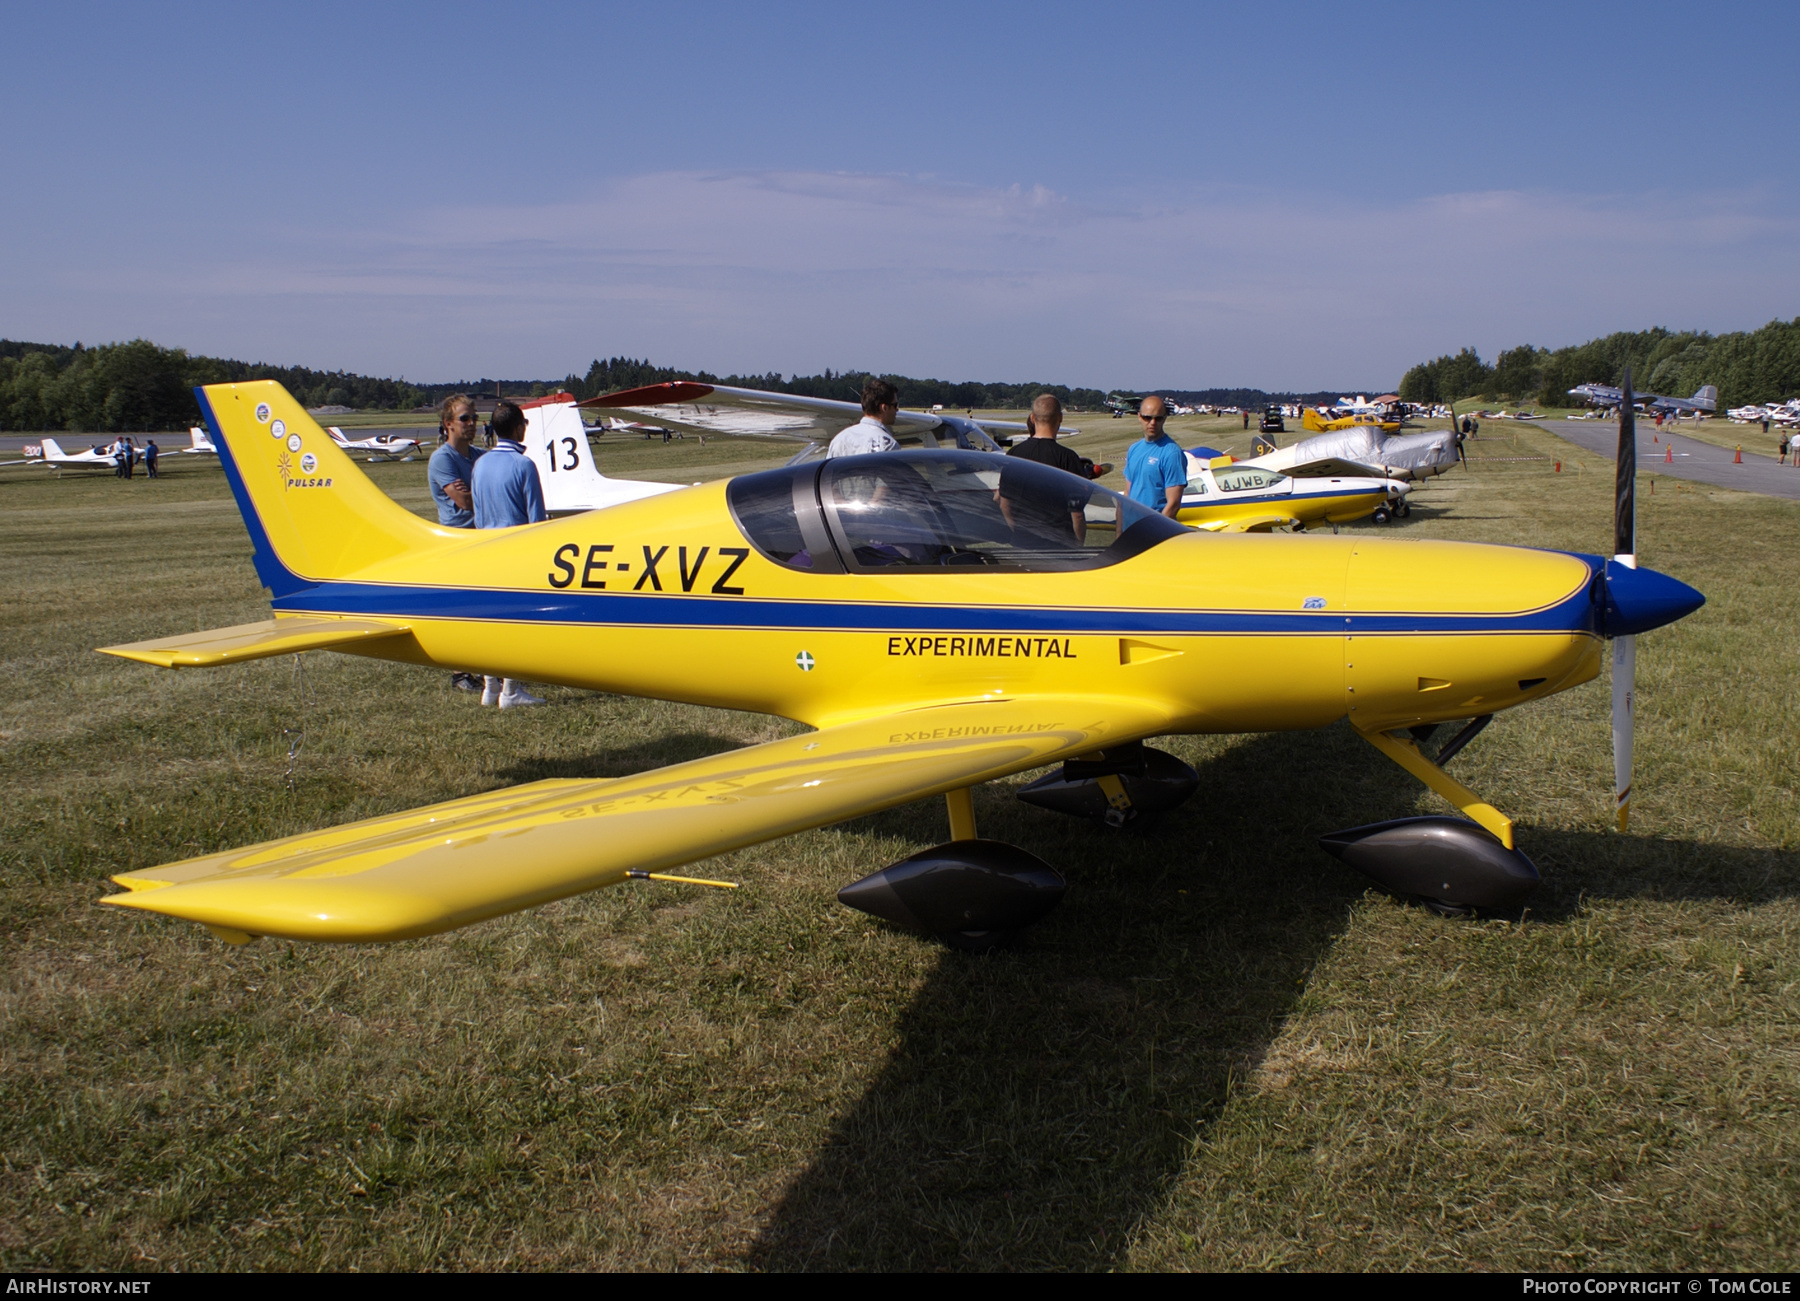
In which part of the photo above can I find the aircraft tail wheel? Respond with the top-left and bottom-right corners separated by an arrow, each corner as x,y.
1372,506 -> 1392,524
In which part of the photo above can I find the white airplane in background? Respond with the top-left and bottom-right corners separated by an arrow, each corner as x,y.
1237,422 -> 1463,484
1728,401 -> 1800,425
2,437 -> 131,472
516,393 -> 687,515
179,427 -> 219,455
575,380 -> 1053,463
326,427 -> 423,461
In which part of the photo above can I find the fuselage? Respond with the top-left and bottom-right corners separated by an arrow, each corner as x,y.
281,476 -> 1603,738
1177,460 -> 1406,529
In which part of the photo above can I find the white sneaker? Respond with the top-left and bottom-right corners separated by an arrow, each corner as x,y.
498,687 -> 544,709
481,676 -> 501,706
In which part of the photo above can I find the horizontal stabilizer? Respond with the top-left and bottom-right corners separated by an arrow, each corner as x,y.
99,616 -> 413,669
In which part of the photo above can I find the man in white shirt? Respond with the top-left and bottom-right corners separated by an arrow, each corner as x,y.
826,379 -> 902,457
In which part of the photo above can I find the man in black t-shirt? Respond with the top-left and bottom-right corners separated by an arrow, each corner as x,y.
1001,394 -> 1095,542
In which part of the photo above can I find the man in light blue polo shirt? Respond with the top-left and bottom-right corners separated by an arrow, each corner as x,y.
472,400 -> 547,529
1123,395 -> 1186,519
471,400 -> 547,708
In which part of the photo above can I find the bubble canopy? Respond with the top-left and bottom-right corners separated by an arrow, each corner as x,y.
727,450 -> 1188,574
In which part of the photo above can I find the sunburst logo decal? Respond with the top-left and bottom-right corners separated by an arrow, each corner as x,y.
276,451 -> 293,488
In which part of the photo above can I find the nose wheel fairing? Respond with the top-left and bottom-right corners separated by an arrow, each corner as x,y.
1320,816 -> 1540,912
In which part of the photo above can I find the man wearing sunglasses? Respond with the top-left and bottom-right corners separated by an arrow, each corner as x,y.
1123,395 -> 1186,520
428,394 -> 487,692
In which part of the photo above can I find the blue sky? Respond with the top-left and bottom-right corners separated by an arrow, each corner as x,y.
4,0 -> 1795,389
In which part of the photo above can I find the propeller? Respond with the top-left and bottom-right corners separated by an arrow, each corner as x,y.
1612,368 -> 1637,831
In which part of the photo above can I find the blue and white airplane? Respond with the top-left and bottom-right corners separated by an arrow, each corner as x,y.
1569,383 -> 1717,417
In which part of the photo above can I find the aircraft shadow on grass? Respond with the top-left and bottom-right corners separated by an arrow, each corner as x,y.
734,723 -> 1796,1270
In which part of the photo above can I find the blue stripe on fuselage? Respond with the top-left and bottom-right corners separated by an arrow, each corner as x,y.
275,574 -> 1601,638
1182,486 -> 1385,508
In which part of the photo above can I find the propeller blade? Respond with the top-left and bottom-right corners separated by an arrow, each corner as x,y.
1613,367 -> 1637,832
1616,368 -> 1636,560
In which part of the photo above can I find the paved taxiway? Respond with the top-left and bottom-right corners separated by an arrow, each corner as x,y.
1545,419 -> 1800,502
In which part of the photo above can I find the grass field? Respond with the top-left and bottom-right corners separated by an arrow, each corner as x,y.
1,419 -> 1796,1271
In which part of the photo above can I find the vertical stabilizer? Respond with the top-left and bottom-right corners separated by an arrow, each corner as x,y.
519,394 -> 681,514
199,381 -> 448,596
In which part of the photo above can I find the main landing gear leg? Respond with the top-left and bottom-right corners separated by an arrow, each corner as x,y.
1318,727 -> 1540,914
945,786 -> 978,842
836,784 -> 1065,953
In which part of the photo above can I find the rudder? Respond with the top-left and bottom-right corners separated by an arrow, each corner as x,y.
199,381 -> 446,596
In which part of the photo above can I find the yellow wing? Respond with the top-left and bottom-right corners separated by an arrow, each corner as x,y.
102,695 -> 1168,944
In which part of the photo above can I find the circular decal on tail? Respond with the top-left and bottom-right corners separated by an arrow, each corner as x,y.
271,418 -> 287,439
255,402 -> 271,424
287,434 -> 303,452
299,452 -> 318,474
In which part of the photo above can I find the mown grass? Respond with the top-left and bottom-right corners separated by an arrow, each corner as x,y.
0,422 -> 1795,1271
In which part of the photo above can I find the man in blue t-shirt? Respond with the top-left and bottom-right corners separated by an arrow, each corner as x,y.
470,400 -> 547,709
426,395 -> 486,692
1123,395 -> 1186,519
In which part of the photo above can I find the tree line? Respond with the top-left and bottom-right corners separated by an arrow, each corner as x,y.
0,338 -> 452,433
557,356 -> 1112,414
1161,387 -> 1380,409
0,339 -> 1121,432
1396,318 -> 1800,409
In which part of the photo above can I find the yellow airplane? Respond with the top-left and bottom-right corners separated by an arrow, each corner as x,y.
1302,407 -> 1402,434
95,381 -> 1703,949
1177,454 -> 1408,532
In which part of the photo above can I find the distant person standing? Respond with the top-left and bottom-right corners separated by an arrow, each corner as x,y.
1124,395 -> 1186,520
1000,393 -> 1094,542
826,379 -> 901,457
1005,394 -> 1089,477
143,439 -> 159,479
428,394 -> 486,693
471,400 -> 546,709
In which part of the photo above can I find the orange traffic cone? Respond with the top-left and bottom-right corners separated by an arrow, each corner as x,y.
1666,445 -> 1673,463
1735,445 -> 1743,464
1554,461 -> 1562,472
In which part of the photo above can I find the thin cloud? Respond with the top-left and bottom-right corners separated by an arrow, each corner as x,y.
8,171 -> 1795,387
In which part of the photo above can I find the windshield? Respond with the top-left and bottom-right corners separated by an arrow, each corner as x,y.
821,451 -> 1184,572
728,452 -> 1187,573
